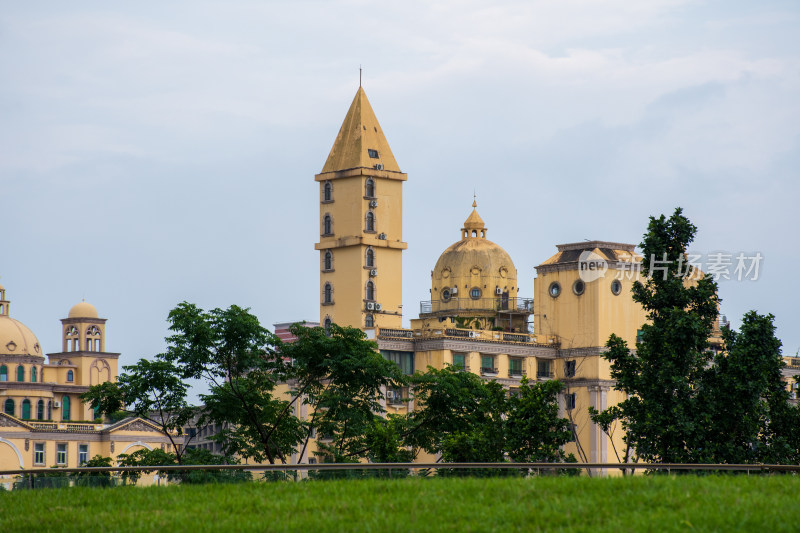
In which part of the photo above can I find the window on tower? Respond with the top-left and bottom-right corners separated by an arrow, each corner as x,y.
365,178 -> 375,198
324,251 -> 333,271
365,314 -> 374,328
323,283 -> 333,304
323,214 -> 333,236
368,149 -> 379,159
323,181 -> 332,202
366,281 -> 375,301
365,211 -> 375,232
366,248 -> 375,267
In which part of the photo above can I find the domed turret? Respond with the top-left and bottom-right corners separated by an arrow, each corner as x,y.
425,202 -> 529,330
68,301 -> 98,319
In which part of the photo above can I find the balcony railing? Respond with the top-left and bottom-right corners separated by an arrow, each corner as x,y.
480,367 -> 498,375
377,326 -> 544,345
420,297 -> 534,315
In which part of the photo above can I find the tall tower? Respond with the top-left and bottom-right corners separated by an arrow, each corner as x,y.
315,87 -> 407,331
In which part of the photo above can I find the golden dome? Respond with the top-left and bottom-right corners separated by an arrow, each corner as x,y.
432,204 -> 518,303
0,318 -> 43,357
68,301 -> 98,319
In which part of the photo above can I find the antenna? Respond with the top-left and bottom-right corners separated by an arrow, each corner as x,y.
359,65 -> 362,87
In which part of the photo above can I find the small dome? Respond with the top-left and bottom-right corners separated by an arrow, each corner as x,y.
432,203 -> 518,305
0,316 -> 43,357
68,301 -> 98,319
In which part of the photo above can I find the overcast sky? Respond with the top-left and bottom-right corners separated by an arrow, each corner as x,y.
3,1 -> 799,387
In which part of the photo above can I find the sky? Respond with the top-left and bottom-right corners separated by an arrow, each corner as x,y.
2,1 -> 799,388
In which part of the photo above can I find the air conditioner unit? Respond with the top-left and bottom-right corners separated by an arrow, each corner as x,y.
369,269 -> 378,276
374,164 -> 384,170
54,401 -> 61,408
385,390 -> 395,399
369,200 -> 378,208
451,287 -> 458,294
375,303 -> 382,311
366,302 -> 375,310
469,331 -> 479,338
495,287 -> 503,295
378,233 -> 387,240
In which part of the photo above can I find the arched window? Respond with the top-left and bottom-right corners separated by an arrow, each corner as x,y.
365,178 -> 375,198
323,181 -> 332,202
366,281 -> 375,301
31,366 -> 37,382
37,400 -> 45,420
67,370 -> 74,382
324,251 -> 333,271
323,283 -> 333,304
323,317 -> 332,331
365,211 -> 375,232
16,365 -> 24,382
22,399 -> 31,420
365,314 -> 374,328
4,399 -> 14,416
323,214 -> 332,235
62,396 -> 71,421
0,365 -> 7,382
366,247 -> 375,267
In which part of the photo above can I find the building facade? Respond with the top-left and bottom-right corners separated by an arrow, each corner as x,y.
311,87 -> 798,468
0,285 -> 172,483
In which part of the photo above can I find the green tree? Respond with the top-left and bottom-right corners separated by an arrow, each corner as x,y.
81,358 -> 195,462
279,323 -> 407,464
598,208 -> 719,463
71,455 -> 114,487
701,312 -> 800,464
506,378 -> 575,463
164,303 -> 305,464
595,208 -> 800,464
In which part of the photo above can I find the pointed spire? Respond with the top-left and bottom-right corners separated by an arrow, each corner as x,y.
321,87 -> 401,173
462,199 -> 486,239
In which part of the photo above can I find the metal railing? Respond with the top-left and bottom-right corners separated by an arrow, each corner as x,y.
3,462 -> 800,478
420,297 -> 534,315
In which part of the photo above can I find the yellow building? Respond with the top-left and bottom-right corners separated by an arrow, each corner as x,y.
0,284 -> 172,483
315,87 -> 407,331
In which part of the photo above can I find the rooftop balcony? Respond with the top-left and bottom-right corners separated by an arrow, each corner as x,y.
420,297 -> 534,316
376,326 -> 556,347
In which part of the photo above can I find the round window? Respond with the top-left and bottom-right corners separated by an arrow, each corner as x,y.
442,288 -> 451,302
573,280 -> 585,296
611,279 -> 622,295
548,282 -> 561,298
470,287 -> 482,299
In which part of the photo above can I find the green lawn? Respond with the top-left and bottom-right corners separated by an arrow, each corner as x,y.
2,475 -> 797,532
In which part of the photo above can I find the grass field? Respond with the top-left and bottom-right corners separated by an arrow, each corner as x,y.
2,475 -> 797,532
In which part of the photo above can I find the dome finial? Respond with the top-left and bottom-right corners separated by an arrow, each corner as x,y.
472,191 -> 477,209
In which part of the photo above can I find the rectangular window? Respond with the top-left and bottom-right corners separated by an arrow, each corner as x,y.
308,457 -> 317,465
564,360 -> 576,378
565,393 -> 576,410
509,358 -> 523,376
368,149 -> 379,159
452,353 -> 466,370
34,443 -> 45,465
78,444 -> 89,465
537,360 -> 553,379
636,329 -> 644,344
381,350 -> 414,375
56,443 -> 67,465
481,355 -> 495,374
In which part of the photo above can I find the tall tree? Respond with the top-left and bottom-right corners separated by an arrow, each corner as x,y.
595,208 -> 800,464
164,303 -> 305,464
598,208 -> 720,463
82,357 -> 195,463
279,323 -> 407,463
